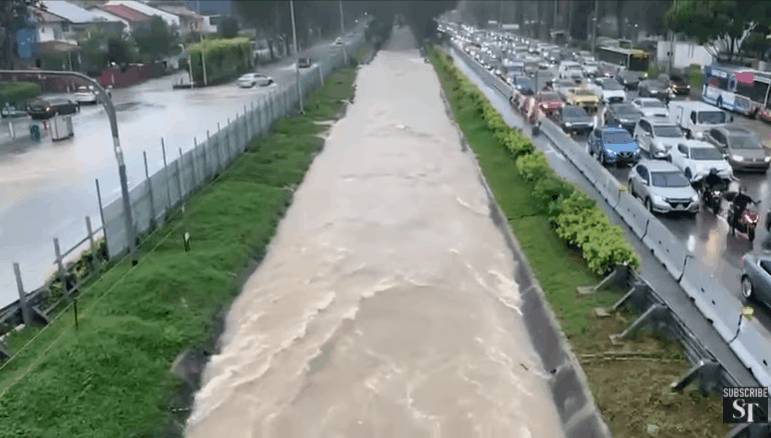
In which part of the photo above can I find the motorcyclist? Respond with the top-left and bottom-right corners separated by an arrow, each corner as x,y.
729,186 -> 758,235
702,168 -> 726,193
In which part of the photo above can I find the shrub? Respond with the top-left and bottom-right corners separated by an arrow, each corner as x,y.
533,174 -> 574,209
0,81 -> 41,106
189,37 -> 252,85
515,151 -> 550,181
504,131 -> 534,157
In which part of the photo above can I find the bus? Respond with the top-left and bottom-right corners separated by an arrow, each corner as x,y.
596,46 -> 650,75
702,64 -> 771,119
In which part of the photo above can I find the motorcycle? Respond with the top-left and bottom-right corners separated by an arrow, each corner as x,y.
728,202 -> 761,242
702,188 -> 723,215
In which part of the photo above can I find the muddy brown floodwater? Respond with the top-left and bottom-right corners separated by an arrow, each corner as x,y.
186,27 -> 564,438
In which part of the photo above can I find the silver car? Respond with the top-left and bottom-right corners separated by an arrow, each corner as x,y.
633,117 -> 686,160
740,253 -> 771,306
628,159 -> 699,215
703,126 -> 770,172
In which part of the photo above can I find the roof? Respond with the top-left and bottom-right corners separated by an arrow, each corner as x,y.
156,5 -> 200,19
643,116 -> 678,126
721,125 -> 754,135
100,4 -> 152,22
41,0 -> 102,24
640,159 -> 680,172
681,139 -> 718,149
105,1 -> 180,26
37,10 -> 65,23
669,100 -> 721,111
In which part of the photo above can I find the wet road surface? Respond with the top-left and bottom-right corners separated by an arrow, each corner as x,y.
186,27 -> 564,438
0,36 -> 356,306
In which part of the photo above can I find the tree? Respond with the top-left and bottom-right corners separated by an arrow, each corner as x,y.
665,0 -> 771,61
106,34 -> 135,65
132,16 -> 178,62
218,16 -> 240,38
0,0 -> 42,68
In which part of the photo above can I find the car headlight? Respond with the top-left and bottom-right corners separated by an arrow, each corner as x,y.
690,194 -> 699,203
605,149 -> 616,156
693,131 -> 704,140
765,156 -> 771,163
564,122 -> 573,127
651,194 -> 666,204
732,155 -> 744,162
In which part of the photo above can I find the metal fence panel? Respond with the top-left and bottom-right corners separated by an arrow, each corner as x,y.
149,168 -> 170,221
130,179 -> 152,235
102,197 -> 127,257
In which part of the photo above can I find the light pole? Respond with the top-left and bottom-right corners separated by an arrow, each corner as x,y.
0,70 -> 136,264
200,34 -> 208,86
338,0 -> 348,65
591,0 -> 599,57
179,43 -> 193,87
289,0 -> 304,113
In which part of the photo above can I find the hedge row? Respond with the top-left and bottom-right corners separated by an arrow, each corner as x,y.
434,50 -> 639,275
0,81 -> 42,106
189,37 -> 252,86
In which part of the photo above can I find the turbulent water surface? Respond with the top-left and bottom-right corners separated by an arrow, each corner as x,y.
186,27 -> 564,438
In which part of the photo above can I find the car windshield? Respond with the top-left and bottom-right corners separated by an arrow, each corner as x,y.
601,80 -> 623,90
730,133 -> 762,149
690,147 -> 723,160
604,131 -> 634,143
642,100 -> 665,108
564,107 -> 587,117
557,80 -> 574,88
516,78 -> 534,88
574,89 -> 594,96
49,98 -> 69,104
540,92 -> 560,101
613,104 -> 639,115
651,171 -> 690,188
647,81 -> 665,90
76,86 -> 90,92
653,125 -> 683,137
697,111 -> 727,124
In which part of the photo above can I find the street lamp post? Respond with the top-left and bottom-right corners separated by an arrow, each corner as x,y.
179,43 -> 193,87
289,0 -> 304,113
0,70 -> 137,264
200,34 -> 208,87
338,0 -> 348,65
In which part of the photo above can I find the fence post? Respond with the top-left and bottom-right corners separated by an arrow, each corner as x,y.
13,263 -> 32,327
142,150 -> 156,229
53,237 -> 69,298
207,129 -> 218,174
95,178 -> 109,259
242,110 -> 248,151
198,136 -> 209,181
85,216 -> 99,270
189,140 -> 199,188
8,121 -> 15,140
226,117 -> 233,161
177,148 -> 186,200
318,65 -> 324,86
161,138 -> 172,210
216,122 -> 224,168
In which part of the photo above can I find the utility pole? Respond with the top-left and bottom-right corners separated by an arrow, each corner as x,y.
290,0 -> 304,113
592,0 -> 599,57
200,34 -> 208,86
338,0 -> 348,65
553,0 -> 558,31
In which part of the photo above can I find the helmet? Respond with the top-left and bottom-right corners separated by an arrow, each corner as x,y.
709,167 -> 718,175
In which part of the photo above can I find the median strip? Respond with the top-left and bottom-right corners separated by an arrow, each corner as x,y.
429,48 -> 729,437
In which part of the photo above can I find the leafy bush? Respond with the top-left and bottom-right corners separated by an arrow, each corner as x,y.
515,151 -> 550,181
0,81 -> 41,106
504,131 -> 534,157
189,37 -> 252,85
533,174 -> 574,208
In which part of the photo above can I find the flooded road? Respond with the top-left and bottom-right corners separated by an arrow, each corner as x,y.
186,27 -> 564,438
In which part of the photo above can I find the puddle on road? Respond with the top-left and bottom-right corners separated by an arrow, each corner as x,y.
186,28 -> 564,438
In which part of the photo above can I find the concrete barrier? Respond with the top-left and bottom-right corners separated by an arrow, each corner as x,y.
643,217 -> 689,280
679,258 -> 736,341
731,321 -> 771,388
615,192 -> 651,239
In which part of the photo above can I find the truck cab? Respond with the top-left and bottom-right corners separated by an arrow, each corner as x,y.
669,100 -> 732,140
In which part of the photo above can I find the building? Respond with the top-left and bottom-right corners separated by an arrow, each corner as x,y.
186,0 -> 232,16
154,4 -> 204,34
104,0 -> 181,30
96,4 -> 152,33
37,0 -> 123,41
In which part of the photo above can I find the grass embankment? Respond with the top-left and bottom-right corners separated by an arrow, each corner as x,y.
429,49 -> 729,437
0,68 -> 357,437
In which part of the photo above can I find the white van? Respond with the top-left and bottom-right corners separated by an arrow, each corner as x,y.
668,100 -> 732,140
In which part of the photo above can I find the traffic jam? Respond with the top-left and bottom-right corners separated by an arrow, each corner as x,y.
444,23 -> 771,313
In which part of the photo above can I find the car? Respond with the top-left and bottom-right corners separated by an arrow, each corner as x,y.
565,87 -> 600,112
588,77 -> 626,104
26,97 -> 79,120
628,160 -> 700,214
73,85 -> 98,104
535,91 -> 563,115
615,70 -> 641,90
558,61 -> 584,82
638,79 -> 670,100
297,57 -> 312,68
703,126 -> 771,172
554,78 -> 578,101
332,37 -> 344,46
588,126 -> 640,166
1,103 -> 27,118
555,105 -> 593,135
665,73 -> 691,96
582,60 -> 600,77
740,253 -> 771,306
237,73 -> 274,88
634,117 -> 686,159
669,139 -> 733,182
631,97 -> 669,118
511,75 -> 535,96
605,103 -> 643,133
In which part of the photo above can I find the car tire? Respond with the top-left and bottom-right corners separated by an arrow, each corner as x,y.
628,180 -> 635,197
645,197 -> 653,213
741,275 -> 753,301
600,151 -> 606,165
685,168 -> 692,180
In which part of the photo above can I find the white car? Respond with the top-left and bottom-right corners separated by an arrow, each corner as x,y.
669,139 -> 733,182
588,77 -> 626,104
558,61 -> 584,81
633,117 -> 686,159
631,97 -> 669,118
582,60 -> 600,77
74,85 -> 98,104
332,37 -> 343,46
237,73 -> 274,88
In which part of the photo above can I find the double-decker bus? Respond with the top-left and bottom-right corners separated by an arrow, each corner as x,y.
596,46 -> 650,75
702,64 -> 771,119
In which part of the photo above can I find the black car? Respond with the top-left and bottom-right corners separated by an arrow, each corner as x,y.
615,70 -> 641,90
605,103 -> 643,133
556,105 -> 593,135
512,76 -> 535,96
297,57 -> 312,68
638,79 -> 669,100
26,97 -> 79,120
668,74 -> 691,96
